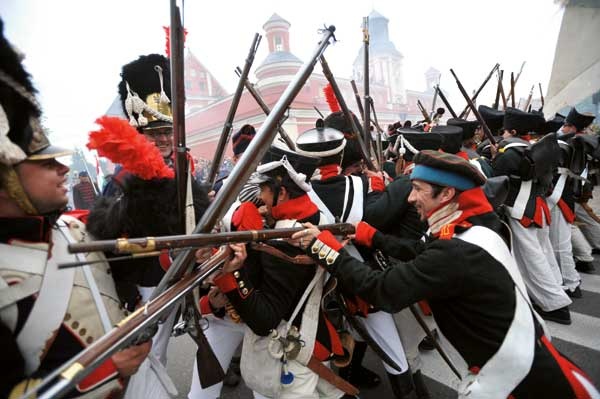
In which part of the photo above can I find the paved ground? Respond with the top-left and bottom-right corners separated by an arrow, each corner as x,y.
166,195 -> 600,398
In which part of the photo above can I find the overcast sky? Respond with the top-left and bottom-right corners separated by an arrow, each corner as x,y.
1,0 -> 564,151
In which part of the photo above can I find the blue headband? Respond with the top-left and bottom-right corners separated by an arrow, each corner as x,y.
410,164 -> 476,191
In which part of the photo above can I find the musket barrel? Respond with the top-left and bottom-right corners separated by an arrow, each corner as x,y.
320,55 -> 376,171
235,66 -> 296,150
458,63 -> 499,118
450,68 -> 496,145
350,80 -> 365,120
68,223 -> 355,255
207,33 -> 261,187
435,85 -> 458,119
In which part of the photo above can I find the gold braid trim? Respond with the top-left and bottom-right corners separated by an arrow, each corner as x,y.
0,165 -> 38,215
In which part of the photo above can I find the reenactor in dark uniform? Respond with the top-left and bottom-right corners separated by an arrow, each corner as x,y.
295,119 -> 418,398
492,107 -> 572,324
295,150 -> 600,398
209,146 -> 352,398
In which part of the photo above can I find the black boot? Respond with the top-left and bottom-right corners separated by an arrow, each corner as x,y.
222,355 -> 241,387
412,370 -> 431,399
387,370 -> 417,399
338,341 -> 381,388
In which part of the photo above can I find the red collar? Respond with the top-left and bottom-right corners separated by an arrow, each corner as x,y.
272,194 -> 318,221
315,164 -> 341,180
428,187 -> 493,239
455,151 -> 470,160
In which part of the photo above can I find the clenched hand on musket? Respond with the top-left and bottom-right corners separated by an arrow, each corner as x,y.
112,339 -> 152,376
290,222 -> 354,250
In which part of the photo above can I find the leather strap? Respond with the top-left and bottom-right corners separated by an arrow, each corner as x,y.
306,356 -> 359,395
250,243 -> 315,265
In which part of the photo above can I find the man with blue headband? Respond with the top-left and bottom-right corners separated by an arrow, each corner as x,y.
294,150 -> 599,398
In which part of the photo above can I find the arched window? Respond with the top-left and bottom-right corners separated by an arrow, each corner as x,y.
274,36 -> 283,52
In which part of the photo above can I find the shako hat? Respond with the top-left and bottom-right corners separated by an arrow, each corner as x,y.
447,118 -> 479,141
411,150 -> 486,191
431,125 -> 464,154
565,107 -> 595,132
118,54 -> 173,131
539,113 -> 566,135
478,105 -> 505,134
295,122 -> 346,159
388,129 -> 443,162
503,107 -> 544,135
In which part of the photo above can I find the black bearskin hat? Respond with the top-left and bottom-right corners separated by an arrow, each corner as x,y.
117,54 -> 173,131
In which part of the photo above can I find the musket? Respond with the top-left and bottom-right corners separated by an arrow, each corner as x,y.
436,85 -> 458,119
169,4 -> 187,231
362,17 -> 372,158
523,85 -> 534,111
68,223 -> 355,255
510,72 -> 516,108
498,70 -> 507,109
408,304 -> 462,380
450,68 -> 496,145
319,55 -> 377,171
207,33 -> 262,187
350,80 -> 365,120
23,249 -> 230,399
506,61 -> 525,104
458,63 -> 499,119
462,89 -> 476,120
313,106 -> 325,118
59,251 -> 163,269
234,66 -> 295,150
170,3 -> 226,389
429,75 -> 440,120
368,98 -> 384,168
538,83 -> 545,111
151,27 -> 337,301
417,100 -> 432,124
493,68 -> 502,110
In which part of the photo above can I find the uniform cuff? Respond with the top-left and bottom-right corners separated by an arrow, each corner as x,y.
354,221 -> 377,247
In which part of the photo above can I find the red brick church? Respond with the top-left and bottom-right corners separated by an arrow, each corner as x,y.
184,11 -> 439,160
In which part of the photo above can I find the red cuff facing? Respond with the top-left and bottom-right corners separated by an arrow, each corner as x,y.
370,175 -> 385,192
78,357 -> 118,391
354,221 -> 377,247
232,202 -> 263,231
199,295 -> 213,315
213,272 -> 238,293
316,230 -> 343,251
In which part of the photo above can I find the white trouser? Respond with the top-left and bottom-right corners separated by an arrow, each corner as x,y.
253,361 -> 343,399
508,218 -> 572,311
139,286 -> 177,365
356,311 -> 409,375
188,315 -> 245,399
572,225 -> 594,262
393,307 -> 424,372
575,203 -> 600,249
188,317 -> 343,399
549,206 -> 581,291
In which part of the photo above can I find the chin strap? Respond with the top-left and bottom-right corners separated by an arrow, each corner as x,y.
0,164 -> 38,215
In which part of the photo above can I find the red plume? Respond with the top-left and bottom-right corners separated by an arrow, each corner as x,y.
163,26 -> 188,58
87,116 -> 174,180
323,83 -> 341,113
